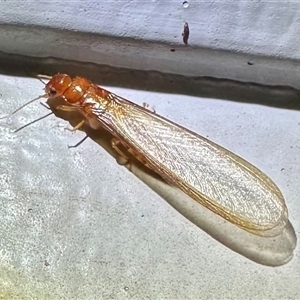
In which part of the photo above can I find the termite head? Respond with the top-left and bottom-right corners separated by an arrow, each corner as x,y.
0,73 -> 87,121
44,74 -> 72,99
0,73 -> 73,121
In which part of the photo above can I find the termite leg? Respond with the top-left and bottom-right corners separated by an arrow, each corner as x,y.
56,104 -> 84,132
56,105 -> 79,112
142,102 -> 156,113
64,120 -> 85,132
68,135 -> 89,149
111,138 -> 154,172
111,138 -> 132,169
127,147 -> 155,171
40,102 -> 51,110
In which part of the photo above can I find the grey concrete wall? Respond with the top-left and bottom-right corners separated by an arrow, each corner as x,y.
0,1 -> 299,300
1,1 -> 300,87
2,1 -> 300,58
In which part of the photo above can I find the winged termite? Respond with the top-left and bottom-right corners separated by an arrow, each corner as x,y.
1,73 -> 289,237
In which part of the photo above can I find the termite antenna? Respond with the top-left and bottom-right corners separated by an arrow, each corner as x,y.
37,74 -> 52,85
0,94 -> 48,120
14,111 -> 53,133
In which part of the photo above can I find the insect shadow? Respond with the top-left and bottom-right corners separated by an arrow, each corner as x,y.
30,96 -> 296,268
45,96 -> 164,182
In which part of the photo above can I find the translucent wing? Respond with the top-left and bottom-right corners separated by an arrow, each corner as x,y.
92,95 -> 288,237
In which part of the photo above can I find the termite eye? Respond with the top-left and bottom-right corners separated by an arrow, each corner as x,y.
49,87 -> 57,96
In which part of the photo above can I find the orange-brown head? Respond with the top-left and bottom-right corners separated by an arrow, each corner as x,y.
45,74 -> 72,99
45,74 -> 92,106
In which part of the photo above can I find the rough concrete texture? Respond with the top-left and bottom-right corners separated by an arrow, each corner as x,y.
0,57 -> 299,299
0,1 -> 299,299
1,1 -> 300,59
1,24 -> 300,90
1,1 -> 300,88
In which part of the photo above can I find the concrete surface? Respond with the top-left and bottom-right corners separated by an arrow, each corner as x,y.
0,0 -> 299,299
1,1 -> 300,59
2,1 -> 300,88
0,56 -> 299,299
1,24 -> 300,91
